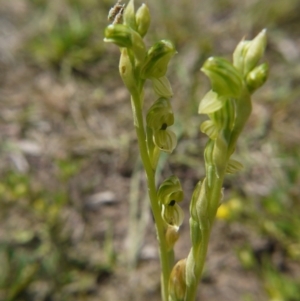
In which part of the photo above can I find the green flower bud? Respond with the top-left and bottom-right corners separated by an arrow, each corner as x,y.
246,62 -> 269,93
146,97 -> 174,131
153,128 -> 177,153
104,24 -> 133,48
169,259 -> 187,301
123,0 -> 137,30
104,24 -> 146,62
233,39 -> 251,74
162,203 -> 184,229
201,57 -> 243,98
136,3 -> 151,37
119,48 -> 136,93
158,175 -> 183,206
243,29 -> 267,75
166,225 -> 180,251
141,40 -> 176,79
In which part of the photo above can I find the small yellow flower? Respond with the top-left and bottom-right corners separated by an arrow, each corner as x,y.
216,203 -> 231,220
216,197 -> 243,220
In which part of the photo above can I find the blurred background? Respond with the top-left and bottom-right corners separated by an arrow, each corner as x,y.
0,0 -> 300,300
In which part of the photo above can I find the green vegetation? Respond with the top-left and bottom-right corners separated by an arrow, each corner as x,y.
104,0 -> 270,300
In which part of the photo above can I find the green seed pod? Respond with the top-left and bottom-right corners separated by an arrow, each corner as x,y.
243,29 -> 267,75
246,62 -> 269,93
158,175 -> 183,206
169,259 -> 187,301
141,40 -> 176,79
166,225 -> 180,251
146,97 -> 174,131
201,57 -> 243,98
135,3 -> 151,37
119,48 -> 136,93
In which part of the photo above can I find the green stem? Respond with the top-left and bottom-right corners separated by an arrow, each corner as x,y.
131,89 -> 173,301
185,163 -> 225,301
185,228 -> 210,301
208,174 -> 225,221
186,93 -> 251,301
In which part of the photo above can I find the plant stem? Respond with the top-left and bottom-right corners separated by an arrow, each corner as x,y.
185,228 -> 210,301
131,90 -> 173,301
185,162 -> 225,301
